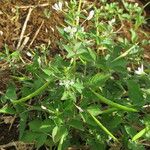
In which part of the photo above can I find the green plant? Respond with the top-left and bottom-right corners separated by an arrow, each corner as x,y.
0,0 -> 150,149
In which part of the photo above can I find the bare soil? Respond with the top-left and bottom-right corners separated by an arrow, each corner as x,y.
0,0 -> 64,52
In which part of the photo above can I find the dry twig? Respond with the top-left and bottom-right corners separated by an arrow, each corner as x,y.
19,36 -> 30,51
16,8 -> 33,49
17,3 -> 50,9
27,20 -> 44,49
0,141 -> 34,150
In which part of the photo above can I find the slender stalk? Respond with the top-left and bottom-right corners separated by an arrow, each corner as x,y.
101,108 -> 118,114
112,43 -> 138,62
12,80 -> 51,104
87,111 -> 119,142
90,89 -> 138,112
76,0 -> 82,26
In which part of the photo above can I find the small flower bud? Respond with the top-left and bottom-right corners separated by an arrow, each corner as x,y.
87,10 -> 94,20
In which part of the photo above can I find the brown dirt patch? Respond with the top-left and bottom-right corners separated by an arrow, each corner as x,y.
0,0 -> 64,53
0,115 -> 19,145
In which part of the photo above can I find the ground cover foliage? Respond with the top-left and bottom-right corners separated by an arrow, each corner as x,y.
0,0 -> 150,149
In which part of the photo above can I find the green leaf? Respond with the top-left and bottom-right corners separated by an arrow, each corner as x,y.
40,119 -> 54,132
63,45 -> 72,54
21,131 -> 39,142
42,68 -> 53,76
61,90 -> 70,100
68,119 -> 84,131
0,105 -> 16,114
29,119 -> 54,133
29,120 -> 42,132
87,111 -> 118,142
127,80 -> 144,106
128,140 -> 145,150
64,42 -> 87,58
87,105 -> 102,116
90,73 -> 110,87
74,42 -> 82,50
19,112 -> 28,140
125,125 -> 137,138
88,139 -> 106,150
132,127 -> 148,141
5,83 -> 17,100
72,80 -> 84,93
36,133 -> 47,148
21,131 -> 47,148
88,48 -> 97,61
10,51 -> 20,60
105,115 -> 122,129
52,126 -> 68,143
58,131 -> 67,150
130,29 -> 138,43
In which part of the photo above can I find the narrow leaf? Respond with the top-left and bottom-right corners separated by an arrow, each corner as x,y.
0,105 -> 16,114
132,127 -> 148,141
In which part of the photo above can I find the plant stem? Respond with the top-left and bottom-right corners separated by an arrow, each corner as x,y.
12,80 -> 51,104
87,111 -> 119,142
101,108 -> 118,114
76,0 -> 82,26
90,89 -> 138,112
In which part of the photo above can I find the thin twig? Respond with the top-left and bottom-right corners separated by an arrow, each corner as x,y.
0,141 -> 33,149
27,20 -> 44,49
19,36 -> 30,51
8,115 -> 16,131
17,3 -> 50,9
17,8 -> 33,49
114,23 -> 124,34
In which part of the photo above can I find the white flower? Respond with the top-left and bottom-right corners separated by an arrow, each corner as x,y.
59,79 -> 75,88
64,26 -> 77,33
26,51 -> 32,57
87,10 -> 94,20
64,26 -> 77,37
41,105 -> 47,110
135,64 -> 145,75
127,67 -> 131,72
52,2 -> 63,11
64,26 -> 71,33
108,18 -> 116,26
